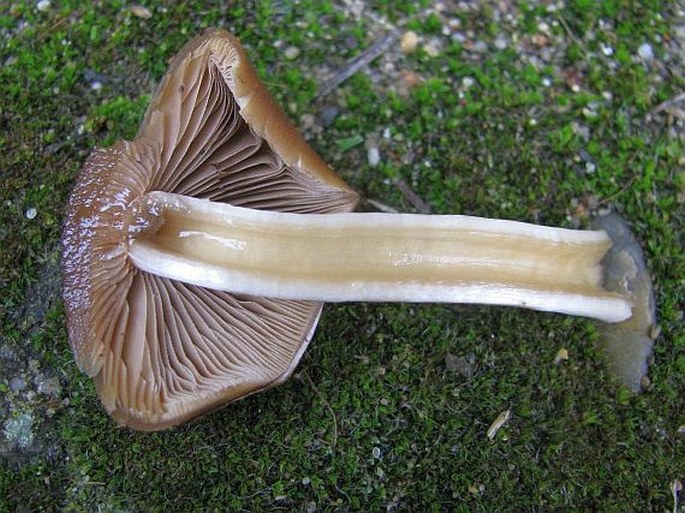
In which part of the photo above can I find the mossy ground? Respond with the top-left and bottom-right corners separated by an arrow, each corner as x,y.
1,1 -> 683,511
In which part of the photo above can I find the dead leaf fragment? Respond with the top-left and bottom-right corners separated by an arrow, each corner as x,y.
554,348 -> 569,365
131,5 -> 152,19
468,483 -> 484,496
486,409 -> 511,440
445,353 -> 473,378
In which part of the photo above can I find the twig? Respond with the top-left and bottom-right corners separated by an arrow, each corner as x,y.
302,372 -> 338,448
672,479 -> 682,513
316,30 -> 400,100
392,177 -> 432,214
649,92 -> 685,119
556,14 -> 590,59
364,198 -> 400,213
486,409 -> 512,441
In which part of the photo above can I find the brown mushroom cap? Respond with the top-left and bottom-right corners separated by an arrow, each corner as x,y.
62,29 -> 358,430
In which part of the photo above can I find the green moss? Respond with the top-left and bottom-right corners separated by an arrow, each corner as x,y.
1,1 -> 683,512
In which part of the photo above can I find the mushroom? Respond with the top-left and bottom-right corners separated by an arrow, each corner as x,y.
62,29 -> 652,431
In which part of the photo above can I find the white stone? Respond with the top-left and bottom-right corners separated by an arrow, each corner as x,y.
36,0 -> 50,12
367,146 -> 380,167
25,208 -> 37,220
600,43 -> 614,56
637,42 -> 654,62
284,46 -> 300,60
400,31 -> 418,54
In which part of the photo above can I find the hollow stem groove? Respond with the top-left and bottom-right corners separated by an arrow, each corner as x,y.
128,191 -> 632,323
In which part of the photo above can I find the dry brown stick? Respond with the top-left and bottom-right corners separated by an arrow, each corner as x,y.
302,371 -> 338,448
316,30 -> 400,100
649,92 -> 685,119
392,177 -> 433,214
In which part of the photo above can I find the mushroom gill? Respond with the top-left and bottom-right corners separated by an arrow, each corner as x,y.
62,30 -> 357,430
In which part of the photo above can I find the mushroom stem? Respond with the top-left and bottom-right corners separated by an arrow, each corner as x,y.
128,191 -> 632,323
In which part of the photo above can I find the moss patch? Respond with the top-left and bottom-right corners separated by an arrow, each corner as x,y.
1,1 -> 683,511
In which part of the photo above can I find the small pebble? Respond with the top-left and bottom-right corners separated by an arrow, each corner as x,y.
320,106 -> 338,127
372,446 -> 381,459
4,412 -> 35,450
10,376 -> 27,392
25,208 -> 37,220
571,121 -> 590,141
284,46 -> 300,60
401,70 -> 422,89
299,113 -> 315,131
540,47 -> 553,62
447,18 -> 461,30
600,43 -> 614,56
367,146 -> 380,167
36,0 -> 50,12
423,42 -> 439,58
471,40 -> 488,53
400,31 -> 418,54
36,377 -> 61,398
0,345 -> 16,360
301,476 -> 311,486
452,32 -> 467,44
637,42 -> 654,62
674,24 -> 685,40
494,35 -> 507,50
582,106 -> 597,118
